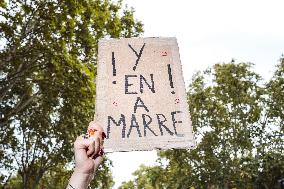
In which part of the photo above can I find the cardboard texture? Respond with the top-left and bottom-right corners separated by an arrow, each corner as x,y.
95,37 -> 195,152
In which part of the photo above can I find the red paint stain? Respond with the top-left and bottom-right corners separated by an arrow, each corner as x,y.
175,98 -> 180,104
88,128 -> 97,137
161,51 -> 167,56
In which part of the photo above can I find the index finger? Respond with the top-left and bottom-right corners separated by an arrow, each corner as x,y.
88,121 -> 106,141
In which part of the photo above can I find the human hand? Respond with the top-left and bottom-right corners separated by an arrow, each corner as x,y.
73,122 -> 105,174
68,122 -> 105,189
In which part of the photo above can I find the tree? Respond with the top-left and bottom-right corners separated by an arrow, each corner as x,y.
3,160 -> 114,189
119,60 -> 284,189
257,56 -> 284,188
119,165 -> 168,189
0,0 -> 143,188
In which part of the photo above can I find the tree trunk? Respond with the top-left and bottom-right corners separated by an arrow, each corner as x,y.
22,172 -> 29,189
32,168 -> 46,189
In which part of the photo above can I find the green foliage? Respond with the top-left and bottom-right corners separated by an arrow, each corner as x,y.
88,158 -> 115,189
119,60 -> 284,189
0,0 -> 143,188
3,159 -> 114,189
119,165 -> 168,189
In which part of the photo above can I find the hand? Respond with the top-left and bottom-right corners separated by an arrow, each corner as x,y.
74,122 -> 105,174
68,122 -> 105,189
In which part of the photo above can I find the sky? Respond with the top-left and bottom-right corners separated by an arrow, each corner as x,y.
108,0 -> 284,188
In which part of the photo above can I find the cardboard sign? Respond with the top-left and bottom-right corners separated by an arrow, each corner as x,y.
95,37 -> 195,152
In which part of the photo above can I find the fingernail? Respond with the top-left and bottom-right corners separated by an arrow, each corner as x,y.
93,154 -> 99,159
102,132 -> 106,139
99,148 -> 104,156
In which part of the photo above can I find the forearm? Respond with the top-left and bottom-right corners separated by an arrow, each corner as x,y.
67,169 -> 94,189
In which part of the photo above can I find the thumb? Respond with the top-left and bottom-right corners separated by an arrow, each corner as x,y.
93,154 -> 104,171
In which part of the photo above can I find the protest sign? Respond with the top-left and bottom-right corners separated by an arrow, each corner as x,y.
95,37 -> 195,152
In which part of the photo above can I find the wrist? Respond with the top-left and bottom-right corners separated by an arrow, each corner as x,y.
68,169 -> 94,189
74,166 -> 95,175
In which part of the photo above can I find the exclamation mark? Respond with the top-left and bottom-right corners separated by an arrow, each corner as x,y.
112,52 -> 116,84
167,64 -> 175,94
